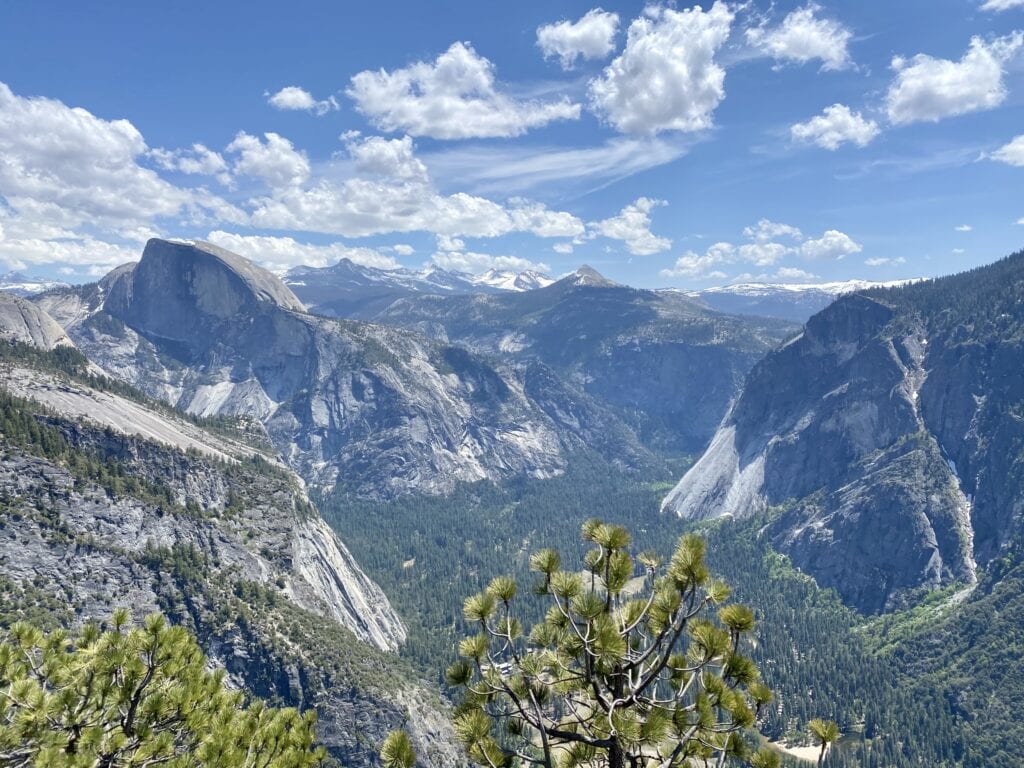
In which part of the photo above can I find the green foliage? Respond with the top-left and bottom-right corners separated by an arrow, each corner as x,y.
380,730 -> 417,768
445,519 -> 772,768
0,610 -> 325,766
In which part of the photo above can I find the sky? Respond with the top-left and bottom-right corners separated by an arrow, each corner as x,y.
0,0 -> 1022,289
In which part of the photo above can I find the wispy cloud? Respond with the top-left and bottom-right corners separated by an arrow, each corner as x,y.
424,135 -> 703,197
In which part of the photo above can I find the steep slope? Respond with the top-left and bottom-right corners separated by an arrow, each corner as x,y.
0,337 -> 464,767
364,267 -> 797,453
39,239 -> 653,499
664,250 -> 1024,613
0,291 -> 74,349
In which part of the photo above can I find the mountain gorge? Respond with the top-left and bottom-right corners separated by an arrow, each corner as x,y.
335,265 -> 796,452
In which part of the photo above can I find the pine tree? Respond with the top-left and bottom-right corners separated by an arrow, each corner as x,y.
0,609 -> 325,767
808,719 -> 840,767
442,519 -> 777,768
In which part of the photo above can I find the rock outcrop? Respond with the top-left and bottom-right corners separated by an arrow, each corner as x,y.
0,290 -> 74,349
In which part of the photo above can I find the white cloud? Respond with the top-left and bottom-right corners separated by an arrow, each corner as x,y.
537,9 -> 619,69
661,248 -> 731,279
746,3 -> 853,71
392,243 -> 415,256
508,199 -> 585,237
738,241 -> 792,266
591,197 -> 671,255
588,2 -> 734,135
992,134 -> 1024,166
955,224 -> 973,232
774,266 -> 818,281
227,131 -> 311,189
244,133 -> 583,241
347,42 -> 580,139
0,81 -> 205,234
790,104 -> 880,150
0,232 -> 137,272
864,256 -> 907,266
743,218 -> 802,242
801,230 -> 862,259
952,248 -> 965,254
430,238 -> 550,274
205,230 -> 398,272
151,143 -> 230,184
552,242 -> 574,254
886,34 -> 1023,125
266,86 -> 338,116
426,135 -> 698,196
981,0 -> 1024,10
345,133 -> 428,180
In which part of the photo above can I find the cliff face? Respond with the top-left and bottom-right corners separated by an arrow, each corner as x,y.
664,254 -> 1024,613
0,345 -> 464,766
41,239 -> 654,499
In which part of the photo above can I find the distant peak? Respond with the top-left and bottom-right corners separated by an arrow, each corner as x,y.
563,265 -> 616,288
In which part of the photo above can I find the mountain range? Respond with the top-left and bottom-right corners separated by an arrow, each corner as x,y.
5,237 -> 1024,766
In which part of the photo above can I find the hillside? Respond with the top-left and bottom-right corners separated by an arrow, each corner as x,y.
0,337 -> 464,767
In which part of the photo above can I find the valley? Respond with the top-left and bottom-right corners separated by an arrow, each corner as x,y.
1,239 -> 1022,767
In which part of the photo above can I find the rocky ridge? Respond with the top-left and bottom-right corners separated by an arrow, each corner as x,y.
663,253 -> 1024,612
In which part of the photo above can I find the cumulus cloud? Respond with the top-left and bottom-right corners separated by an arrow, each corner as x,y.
431,235 -> 550,274
347,42 -> 580,139
992,135 -> 1024,166
0,80 -> 247,271
955,224 -> 973,232
746,3 -> 853,71
660,246 -> 732,279
981,0 -> 1024,10
591,197 -> 671,255
886,34 -> 1023,125
227,131 -> 311,189
790,104 -> 880,150
660,221 -> 862,280
800,229 -> 862,259
205,230 -> 399,272
150,143 -> 230,185
392,243 -> 415,256
743,218 -> 802,242
243,132 -> 584,240
552,242 -> 575,254
537,9 -> 619,69
588,2 -> 734,135
266,86 -> 338,116
0,81 -> 205,233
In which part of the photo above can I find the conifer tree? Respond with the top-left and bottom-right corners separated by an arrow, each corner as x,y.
444,519 -> 778,768
0,609 -> 325,767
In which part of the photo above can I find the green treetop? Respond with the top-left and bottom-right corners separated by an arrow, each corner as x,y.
444,519 -> 778,768
0,609 -> 325,767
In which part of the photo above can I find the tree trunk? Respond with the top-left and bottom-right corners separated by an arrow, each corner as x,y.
609,738 -> 625,768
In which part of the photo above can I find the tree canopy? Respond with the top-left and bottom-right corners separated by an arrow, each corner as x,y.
0,609 -> 325,767
444,519 -> 777,768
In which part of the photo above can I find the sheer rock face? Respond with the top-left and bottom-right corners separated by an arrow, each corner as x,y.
41,239 -> 654,499
663,259 -> 1024,613
0,290 -> 74,350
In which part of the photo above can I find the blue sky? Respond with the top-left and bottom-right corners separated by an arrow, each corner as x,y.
0,0 -> 1022,288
